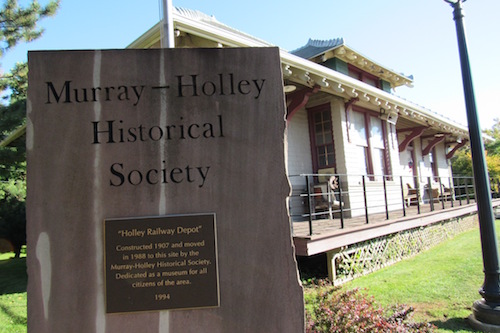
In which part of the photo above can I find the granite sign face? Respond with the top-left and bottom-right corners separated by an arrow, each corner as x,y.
27,48 -> 304,332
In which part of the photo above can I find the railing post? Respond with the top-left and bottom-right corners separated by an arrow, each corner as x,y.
362,175 -> 369,224
427,177 -> 435,211
458,177 -> 463,206
439,177 -> 445,209
449,176 -> 455,208
383,175 -> 389,220
338,175 -> 345,229
305,175 -> 313,235
415,176 -> 421,214
465,177 -> 471,204
400,176 -> 407,217
327,182 -> 333,220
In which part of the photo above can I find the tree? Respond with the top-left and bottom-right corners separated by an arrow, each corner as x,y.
0,0 -> 59,258
485,118 -> 500,157
0,62 -> 27,257
451,148 -> 472,177
451,147 -> 500,179
0,0 -> 59,56
451,119 -> 500,199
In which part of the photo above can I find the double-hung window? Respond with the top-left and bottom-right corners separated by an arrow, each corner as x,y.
308,104 -> 336,173
350,107 -> 391,180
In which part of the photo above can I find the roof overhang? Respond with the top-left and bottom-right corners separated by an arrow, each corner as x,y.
128,8 -> 274,49
279,51 -> 469,140
308,44 -> 414,89
129,9 -> 470,143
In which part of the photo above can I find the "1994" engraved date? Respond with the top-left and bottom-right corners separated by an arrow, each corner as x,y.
155,293 -> 171,301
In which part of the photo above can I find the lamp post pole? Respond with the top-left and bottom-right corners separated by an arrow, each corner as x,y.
444,0 -> 500,328
161,0 -> 174,48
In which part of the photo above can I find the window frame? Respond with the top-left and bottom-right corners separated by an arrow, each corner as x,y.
350,106 -> 392,180
430,147 -> 439,182
307,103 -> 336,174
347,64 -> 381,89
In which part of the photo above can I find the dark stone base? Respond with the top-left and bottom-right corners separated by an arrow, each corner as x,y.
469,299 -> 500,332
469,315 -> 500,333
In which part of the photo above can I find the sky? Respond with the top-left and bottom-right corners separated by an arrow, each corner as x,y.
3,0 -> 499,129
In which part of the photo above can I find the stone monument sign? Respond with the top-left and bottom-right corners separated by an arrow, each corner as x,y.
27,48 -> 304,332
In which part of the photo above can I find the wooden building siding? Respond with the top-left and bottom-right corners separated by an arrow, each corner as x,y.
285,93 -> 457,223
287,108 -> 313,220
287,108 -> 313,184
342,179 -> 405,217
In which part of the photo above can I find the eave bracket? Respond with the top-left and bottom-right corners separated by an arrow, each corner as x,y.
422,136 -> 446,156
286,85 -> 320,121
398,127 -> 426,152
446,140 -> 468,159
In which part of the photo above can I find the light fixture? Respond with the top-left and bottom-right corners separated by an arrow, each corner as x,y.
379,108 -> 398,125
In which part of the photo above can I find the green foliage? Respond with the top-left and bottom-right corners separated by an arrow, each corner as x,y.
486,153 -> 500,179
451,119 -> 500,179
0,187 -> 25,258
0,61 -> 27,103
484,117 -> 500,155
305,280 -> 435,333
0,0 -> 59,259
450,146 -> 500,179
0,67 -> 27,257
450,149 -> 472,177
0,72 -> 26,180
484,118 -> 500,179
0,0 -> 59,56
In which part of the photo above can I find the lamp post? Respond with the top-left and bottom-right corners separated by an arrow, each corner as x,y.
161,0 -> 175,48
444,0 -> 500,329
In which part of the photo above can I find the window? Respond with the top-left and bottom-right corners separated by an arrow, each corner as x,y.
430,148 -> 439,182
350,107 -> 391,180
348,65 -> 380,88
370,117 -> 386,177
308,104 -> 336,173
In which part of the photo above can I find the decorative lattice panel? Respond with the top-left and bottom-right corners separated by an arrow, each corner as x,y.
332,216 -> 476,285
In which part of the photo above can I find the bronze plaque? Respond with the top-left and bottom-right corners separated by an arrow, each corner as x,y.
104,214 -> 219,313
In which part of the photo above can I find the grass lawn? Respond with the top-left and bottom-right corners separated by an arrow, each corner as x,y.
0,252 -> 27,333
343,220 -> 500,333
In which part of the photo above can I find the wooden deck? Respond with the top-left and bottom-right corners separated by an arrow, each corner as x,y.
293,198 -> 500,256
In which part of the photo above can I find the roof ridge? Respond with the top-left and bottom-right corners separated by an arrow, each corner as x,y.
173,7 -> 274,47
174,7 -> 218,23
305,38 -> 345,48
290,38 -> 345,57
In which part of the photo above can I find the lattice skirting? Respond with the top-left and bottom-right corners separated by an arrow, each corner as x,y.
329,214 -> 477,285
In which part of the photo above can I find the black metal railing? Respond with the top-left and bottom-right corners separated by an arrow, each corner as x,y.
288,173 -> 495,236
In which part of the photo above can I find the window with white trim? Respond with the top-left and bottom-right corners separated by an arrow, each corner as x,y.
349,107 -> 391,180
307,104 -> 336,173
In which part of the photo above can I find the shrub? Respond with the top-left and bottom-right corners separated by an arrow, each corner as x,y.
305,280 -> 435,333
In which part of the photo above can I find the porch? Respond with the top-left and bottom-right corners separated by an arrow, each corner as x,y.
290,173 -> 500,256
